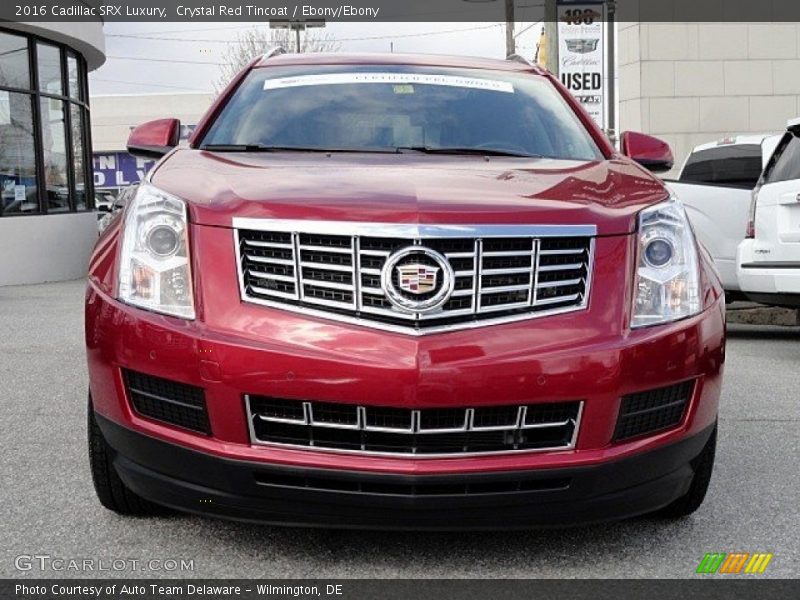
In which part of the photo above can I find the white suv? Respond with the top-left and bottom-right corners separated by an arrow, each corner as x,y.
737,119 -> 800,307
669,134 -> 780,298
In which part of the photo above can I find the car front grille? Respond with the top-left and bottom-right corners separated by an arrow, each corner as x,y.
123,370 -> 210,435
246,396 -> 582,457
614,381 -> 695,441
234,220 -> 594,334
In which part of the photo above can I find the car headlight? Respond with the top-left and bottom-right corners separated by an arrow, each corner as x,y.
118,183 -> 195,319
631,197 -> 701,328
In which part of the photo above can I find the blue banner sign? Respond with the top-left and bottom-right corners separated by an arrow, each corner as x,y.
93,152 -> 156,189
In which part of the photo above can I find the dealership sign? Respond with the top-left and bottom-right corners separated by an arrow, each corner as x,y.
93,152 -> 155,188
557,1 -> 606,129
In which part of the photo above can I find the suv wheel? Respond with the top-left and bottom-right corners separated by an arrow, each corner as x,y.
87,395 -> 167,516
656,425 -> 717,518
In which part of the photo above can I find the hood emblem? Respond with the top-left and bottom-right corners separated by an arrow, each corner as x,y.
381,246 -> 455,313
397,264 -> 438,295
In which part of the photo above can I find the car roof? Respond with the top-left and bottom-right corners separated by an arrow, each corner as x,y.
689,134 -> 777,154
255,51 -> 544,73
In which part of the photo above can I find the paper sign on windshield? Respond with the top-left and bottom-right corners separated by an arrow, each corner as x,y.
263,73 -> 515,94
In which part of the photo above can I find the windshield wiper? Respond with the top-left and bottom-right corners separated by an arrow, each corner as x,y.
200,144 -> 397,154
395,146 -> 542,158
199,144 -> 332,152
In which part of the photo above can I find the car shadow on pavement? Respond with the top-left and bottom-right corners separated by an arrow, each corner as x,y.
726,324 -> 800,340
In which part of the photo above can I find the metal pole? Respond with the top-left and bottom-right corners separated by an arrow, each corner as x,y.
505,0 -> 515,56
607,1 -> 617,145
544,0 -> 559,74
295,26 -> 301,53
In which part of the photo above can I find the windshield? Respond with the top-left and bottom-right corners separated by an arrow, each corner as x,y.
201,65 -> 603,161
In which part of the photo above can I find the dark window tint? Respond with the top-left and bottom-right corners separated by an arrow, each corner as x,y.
39,97 -> 69,212
679,144 -> 763,189
203,66 -> 603,161
764,133 -> 800,184
0,31 -> 30,89
0,92 -> 38,214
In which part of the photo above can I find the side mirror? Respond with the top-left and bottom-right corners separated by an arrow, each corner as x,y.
620,131 -> 674,173
127,118 -> 180,159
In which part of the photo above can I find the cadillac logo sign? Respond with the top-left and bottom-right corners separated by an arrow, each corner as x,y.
381,246 -> 455,313
397,263 -> 439,295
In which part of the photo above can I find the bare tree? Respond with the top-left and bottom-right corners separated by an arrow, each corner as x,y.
215,27 -> 340,92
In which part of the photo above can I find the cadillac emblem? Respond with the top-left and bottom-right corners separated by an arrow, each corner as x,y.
397,263 -> 439,295
381,246 -> 455,313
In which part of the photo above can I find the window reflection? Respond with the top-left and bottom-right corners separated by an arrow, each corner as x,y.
0,32 -> 30,89
0,91 -> 38,214
71,103 -> 86,210
1,29 -> 92,216
37,43 -> 64,96
67,54 -> 80,100
40,97 -> 69,212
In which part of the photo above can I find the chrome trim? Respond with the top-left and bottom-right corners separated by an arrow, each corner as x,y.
233,218 -> 597,239
530,239 -> 540,306
245,397 -> 584,458
473,239 -> 483,314
236,295 -> 592,336
380,246 -> 455,313
353,236 -> 362,311
307,403 -> 361,430
235,220 -> 595,335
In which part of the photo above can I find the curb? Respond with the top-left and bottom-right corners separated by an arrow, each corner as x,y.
727,304 -> 800,327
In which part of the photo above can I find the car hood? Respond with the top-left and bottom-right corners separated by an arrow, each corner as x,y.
151,150 -> 669,235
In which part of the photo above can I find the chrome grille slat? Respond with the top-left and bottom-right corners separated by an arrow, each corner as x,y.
244,239 -> 293,249
235,221 -> 594,335
535,293 -> 581,306
539,248 -> 586,256
245,255 -> 294,266
482,267 -> 531,275
247,270 -> 295,283
538,263 -> 584,272
301,279 -> 354,292
299,244 -> 353,254
247,396 -> 583,457
299,261 -> 352,272
537,277 -> 584,289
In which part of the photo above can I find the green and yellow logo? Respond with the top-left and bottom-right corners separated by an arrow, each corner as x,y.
696,552 -> 773,574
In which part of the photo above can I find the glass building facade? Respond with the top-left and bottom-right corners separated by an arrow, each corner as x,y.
0,27 -> 93,217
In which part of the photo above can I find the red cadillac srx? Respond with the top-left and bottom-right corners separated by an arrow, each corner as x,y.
85,51 -> 725,529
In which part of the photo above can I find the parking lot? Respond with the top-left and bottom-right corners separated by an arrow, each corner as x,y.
1,279 -> 798,579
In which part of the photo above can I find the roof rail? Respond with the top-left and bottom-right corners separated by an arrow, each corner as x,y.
263,46 -> 287,60
506,53 -> 533,66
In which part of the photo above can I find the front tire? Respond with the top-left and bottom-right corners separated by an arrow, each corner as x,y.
656,425 -> 717,518
87,395 -> 167,516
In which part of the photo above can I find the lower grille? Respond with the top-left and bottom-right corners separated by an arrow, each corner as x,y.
247,397 -> 582,456
614,381 -> 694,441
254,471 -> 571,497
123,370 -> 210,435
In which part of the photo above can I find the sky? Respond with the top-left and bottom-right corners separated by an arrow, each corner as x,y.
89,21 -> 545,96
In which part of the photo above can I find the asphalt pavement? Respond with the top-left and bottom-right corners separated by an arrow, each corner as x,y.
1,279 -> 798,579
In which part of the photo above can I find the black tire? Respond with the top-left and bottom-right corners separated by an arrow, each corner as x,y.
655,425 -> 717,518
87,395 -> 167,516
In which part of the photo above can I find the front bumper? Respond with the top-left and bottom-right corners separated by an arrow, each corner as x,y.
97,412 -> 715,529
